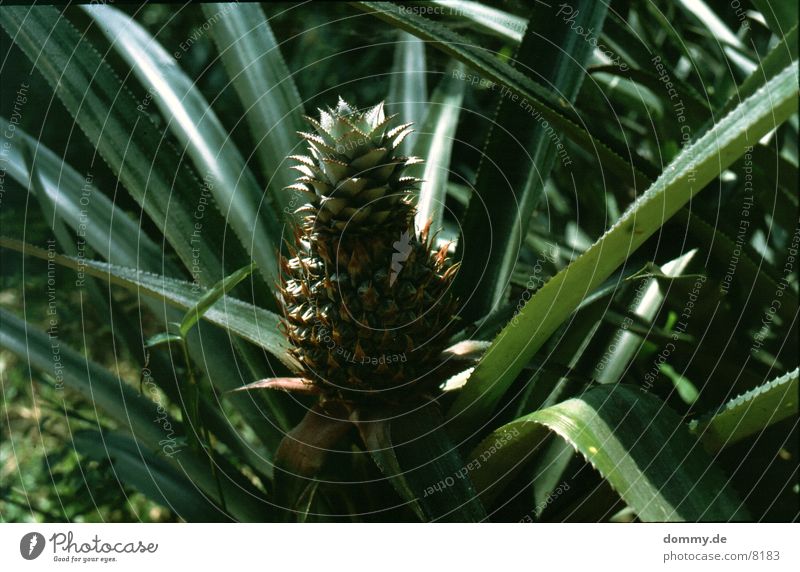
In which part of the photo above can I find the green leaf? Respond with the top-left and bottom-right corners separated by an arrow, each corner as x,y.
0,6 -> 247,285
0,311 -> 160,448
388,30 -> 427,155
675,0 -> 755,75
352,1 -> 651,189
454,1 -> 610,321
356,404 -> 487,522
202,2 -> 305,215
690,369 -> 798,451
433,0 -> 525,42
719,24 -> 798,117
751,0 -> 798,39
0,238 -> 295,370
673,209 -> 799,325
73,430 -> 224,521
355,414 -> 425,521
588,64 -> 710,122
449,63 -> 799,429
470,385 -> 749,521
145,332 -> 184,348
0,120 -> 287,458
0,118 -> 168,273
588,71 -> 665,121
82,4 -> 281,287
593,250 -> 697,385
179,262 -> 257,338
24,141 -> 80,259
411,63 -> 464,235
659,364 -> 700,405
0,309 -> 268,521
21,136 -> 155,367
529,438 -> 575,519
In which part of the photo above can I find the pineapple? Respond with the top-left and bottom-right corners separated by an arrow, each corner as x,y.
279,98 -> 459,402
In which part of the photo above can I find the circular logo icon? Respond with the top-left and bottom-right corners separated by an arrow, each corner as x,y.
20,532 -> 45,560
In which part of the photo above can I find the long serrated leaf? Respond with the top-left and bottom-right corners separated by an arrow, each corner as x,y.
0,119 -> 286,458
24,141 -> 80,258
690,369 -> 798,451
352,1 -> 651,189
354,415 -> 425,521
388,30 -> 427,154
0,238 -> 295,370
356,404 -> 487,522
0,118 -> 168,273
0,6 -> 247,285
455,1 -> 609,321
73,430 -> 223,521
470,385 -> 749,521
82,4 -> 281,287
412,62 -> 464,235
22,137 -> 149,366
449,64 -> 799,430
0,309 -> 268,521
202,2 -> 305,214
433,0 -> 525,42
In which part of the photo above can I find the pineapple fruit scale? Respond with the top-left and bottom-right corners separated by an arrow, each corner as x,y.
280,98 -> 459,401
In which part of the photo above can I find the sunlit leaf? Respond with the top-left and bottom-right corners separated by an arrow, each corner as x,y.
450,64 -> 798,430
470,385 -> 749,521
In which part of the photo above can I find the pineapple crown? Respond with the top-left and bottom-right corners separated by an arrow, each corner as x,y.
287,97 -> 422,234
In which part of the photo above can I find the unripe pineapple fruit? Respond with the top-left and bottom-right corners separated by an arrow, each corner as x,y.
279,98 -> 459,401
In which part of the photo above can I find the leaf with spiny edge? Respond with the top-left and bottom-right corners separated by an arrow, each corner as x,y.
690,369 -> 798,452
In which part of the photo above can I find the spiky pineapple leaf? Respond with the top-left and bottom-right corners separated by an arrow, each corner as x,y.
0,5 -> 249,285
449,63 -> 799,430
0,120 -> 290,456
356,404 -> 486,522
355,416 -> 425,521
690,369 -> 799,452
388,30 -> 427,155
353,1 -> 651,188
21,137 -> 148,364
82,4 -> 282,289
470,385 -> 749,521
433,0 -> 525,42
454,0 -> 610,322
411,62 -> 465,235
0,238 -> 296,370
0,309 -> 268,522
73,430 -> 224,522
201,2 -> 306,215
0,118 -> 168,273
